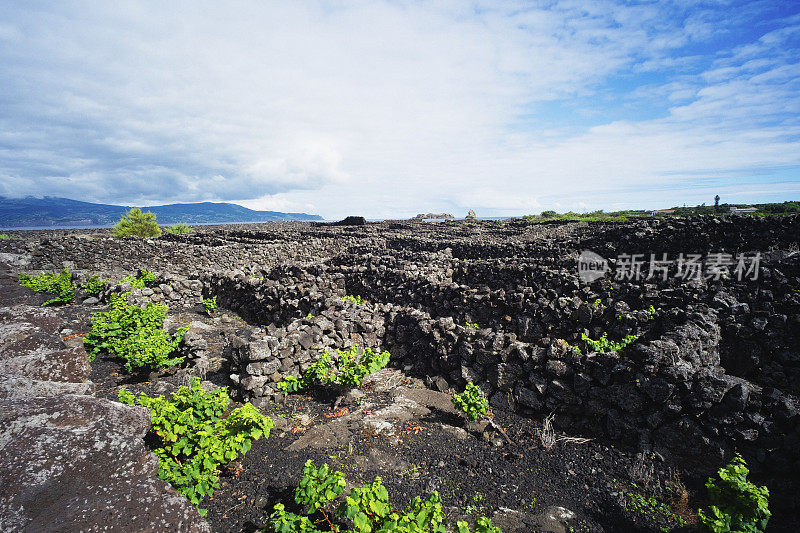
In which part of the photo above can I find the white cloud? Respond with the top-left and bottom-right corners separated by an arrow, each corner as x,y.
0,1 -> 797,218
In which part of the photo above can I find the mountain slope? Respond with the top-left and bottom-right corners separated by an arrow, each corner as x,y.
0,196 -> 322,227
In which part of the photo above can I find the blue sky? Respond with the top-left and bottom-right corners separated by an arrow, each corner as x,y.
0,1 -> 799,219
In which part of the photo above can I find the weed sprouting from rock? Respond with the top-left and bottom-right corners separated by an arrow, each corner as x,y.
276,345 -> 390,395
581,332 -> 640,353
341,294 -> 363,305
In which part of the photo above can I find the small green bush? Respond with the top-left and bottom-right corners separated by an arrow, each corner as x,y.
119,378 -> 273,515
269,460 -> 501,532
276,345 -> 390,394
452,382 -> 489,422
335,345 -> 389,388
0,233 -> 11,240
202,296 -> 218,315
341,294 -> 363,305
164,222 -> 194,234
84,292 -> 186,372
18,268 -> 75,306
82,274 -> 107,296
112,207 -> 162,238
120,269 -> 156,289
581,332 -> 640,353
275,375 -> 304,394
697,454 -> 770,533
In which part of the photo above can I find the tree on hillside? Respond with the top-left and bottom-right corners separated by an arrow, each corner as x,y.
714,195 -> 720,212
112,208 -> 161,238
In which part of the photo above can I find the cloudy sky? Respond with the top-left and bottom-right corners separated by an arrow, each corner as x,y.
1,1 -> 799,219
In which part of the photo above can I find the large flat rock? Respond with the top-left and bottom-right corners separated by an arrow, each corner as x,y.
0,395 -> 209,532
0,305 -> 91,389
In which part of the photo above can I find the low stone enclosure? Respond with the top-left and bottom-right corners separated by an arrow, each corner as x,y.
2,214 -> 799,524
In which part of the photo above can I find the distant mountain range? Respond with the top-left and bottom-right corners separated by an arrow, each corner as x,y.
0,196 -> 323,228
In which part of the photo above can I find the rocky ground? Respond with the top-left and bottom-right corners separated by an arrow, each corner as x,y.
1,214 -> 798,532
0,261 -> 210,532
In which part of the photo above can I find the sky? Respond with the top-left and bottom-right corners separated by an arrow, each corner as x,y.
0,1 -> 799,219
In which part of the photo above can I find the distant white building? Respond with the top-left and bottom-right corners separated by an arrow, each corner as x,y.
651,209 -> 676,216
730,206 -> 758,213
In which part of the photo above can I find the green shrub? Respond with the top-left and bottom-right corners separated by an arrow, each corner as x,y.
164,222 -> 194,234
82,274 -> 107,296
269,460 -> 501,532
118,378 -> 273,515
697,454 -> 770,533
341,294 -> 363,305
452,382 -> 489,422
581,332 -> 640,353
84,292 -> 186,372
18,268 -> 75,306
112,207 -> 162,238
202,296 -> 218,315
0,233 -> 11,240
276,351 -> 332,394
120,269 -> 157,289
275,375 -> 304,395
277,345 -> 390,394
335,345 -> 389,388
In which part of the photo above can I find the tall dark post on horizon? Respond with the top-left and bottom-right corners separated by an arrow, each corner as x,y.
715,194 -> 720,212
